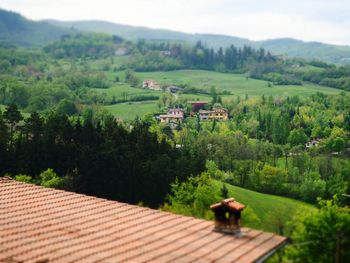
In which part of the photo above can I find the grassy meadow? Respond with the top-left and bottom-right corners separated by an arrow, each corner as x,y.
99,69 -> 346,120
93,83 -> 162,98
134,70 -> 342,97
104,101 -> 160,120
212,180 -> 316,233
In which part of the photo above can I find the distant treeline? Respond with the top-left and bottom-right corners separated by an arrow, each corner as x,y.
124,39 -> 350,90
37,33 -> 350,91
43,33 -> 118,58
126,40 -> 276,72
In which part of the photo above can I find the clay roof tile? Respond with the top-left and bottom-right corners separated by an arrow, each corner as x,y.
0,177 -> 286,263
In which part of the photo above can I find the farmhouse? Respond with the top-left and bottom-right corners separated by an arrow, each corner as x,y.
159,108 -> 184,125
0,177 -> 288,263
199,107 -> 229,121
142,79 -> 162,91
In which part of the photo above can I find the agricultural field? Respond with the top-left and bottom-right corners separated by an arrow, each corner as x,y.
134,70 -> 343,97
212,180 -> 316,233
92,83 -> 162,99
100,69 -> 345,120
103,101 -> 160,120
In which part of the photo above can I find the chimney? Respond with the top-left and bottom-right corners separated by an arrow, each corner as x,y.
210,198 -> 245,234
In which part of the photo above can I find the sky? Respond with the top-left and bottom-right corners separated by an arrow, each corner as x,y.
2,0 -> 350,46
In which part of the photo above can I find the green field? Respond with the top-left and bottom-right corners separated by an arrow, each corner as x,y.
101,69 -> 346,120
93,83 -> 162,98
212,180 -> 316,233
104,101 -> 160,120
134,70 -> 343,97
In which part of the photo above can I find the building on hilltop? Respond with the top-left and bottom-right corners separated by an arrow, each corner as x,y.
142,79 -> 162,91
199,107 -> 228,121
0,177 -> 288,263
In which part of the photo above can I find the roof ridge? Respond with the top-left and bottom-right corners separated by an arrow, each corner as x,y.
0,176 -> 13,181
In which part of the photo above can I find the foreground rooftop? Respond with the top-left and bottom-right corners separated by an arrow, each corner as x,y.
0,177 -> 287,263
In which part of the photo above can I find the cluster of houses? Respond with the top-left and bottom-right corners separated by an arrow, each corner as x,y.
158,101 -> 229,127
142,80 -> 229,126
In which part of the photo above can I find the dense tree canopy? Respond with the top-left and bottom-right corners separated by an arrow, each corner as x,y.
286,198 -> 350,263
0,107 -> 204,207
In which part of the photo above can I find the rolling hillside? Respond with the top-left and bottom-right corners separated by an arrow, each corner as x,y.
97,69 -> 345,120
46,19 -> 350,65
0,9 -> 76,47
212,180 -> 316,233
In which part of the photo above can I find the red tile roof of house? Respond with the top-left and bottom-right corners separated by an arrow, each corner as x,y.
0,177 -> 287,263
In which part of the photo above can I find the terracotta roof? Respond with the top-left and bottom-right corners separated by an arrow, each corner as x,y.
0,177 -> 287,263
210,198 -> 246,211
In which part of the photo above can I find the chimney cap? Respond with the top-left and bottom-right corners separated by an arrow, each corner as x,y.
210,198 -> 245,211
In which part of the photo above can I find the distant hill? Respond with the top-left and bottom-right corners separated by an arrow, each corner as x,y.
2,7 -> 350,65
0,9 -> 76,47
259,38 -> 350,65
46,19 -> 350,65
45,19 -> 252,48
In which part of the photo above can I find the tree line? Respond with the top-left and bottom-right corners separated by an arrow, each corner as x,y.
0,104 -> 204,207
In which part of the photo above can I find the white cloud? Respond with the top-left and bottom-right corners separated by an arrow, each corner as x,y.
1,0 -> 350,45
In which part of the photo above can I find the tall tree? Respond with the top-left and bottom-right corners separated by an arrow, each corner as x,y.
3,103 -> 22,145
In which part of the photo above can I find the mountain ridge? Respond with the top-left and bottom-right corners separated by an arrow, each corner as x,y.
43,19 -> 350,65
1,8 -> 350,65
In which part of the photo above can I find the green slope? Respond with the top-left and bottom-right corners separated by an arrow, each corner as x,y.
212,180 -> 316,233
134,70 -> 343,97
101,69 -> 345,120
104,101 -> 159,120
259,38 -> 350,65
